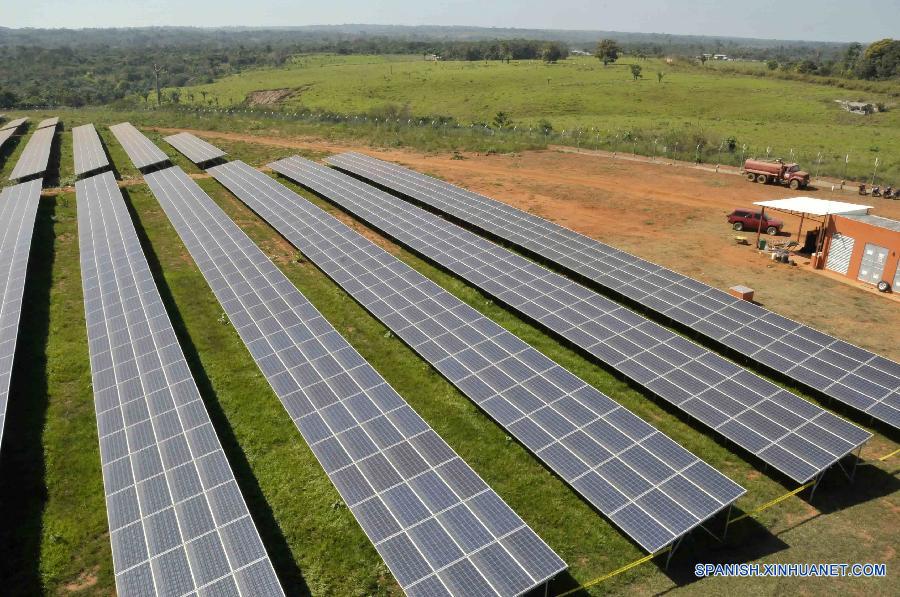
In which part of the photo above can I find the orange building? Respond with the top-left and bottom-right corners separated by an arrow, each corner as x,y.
822,214 -> 900,291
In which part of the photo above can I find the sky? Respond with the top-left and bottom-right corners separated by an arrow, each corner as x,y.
5,0 -> 899,42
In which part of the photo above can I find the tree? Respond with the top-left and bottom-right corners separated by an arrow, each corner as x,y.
595,39 -> 620,66
537,119 -> 554,135
843,42 -> 863,75
492,111 -> 513,128
152,63 -> 164,105
699,54 -> 708,66
630,64 -> 643,80
541,43 -> 565,63
169,89 -> 181,104
856,38 -> 900,80
200,90 -> 208,103
767,59 -> 779,70
656,71 -> 665,83
0,90 -> 18,107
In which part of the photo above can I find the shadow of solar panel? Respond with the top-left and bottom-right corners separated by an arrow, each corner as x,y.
0,179 -> 41,457
327,152 -> 899,431
144,164 -> 565,595
272,156 -> 870,485
208,159 -> 745,554
76,171 -> 283,596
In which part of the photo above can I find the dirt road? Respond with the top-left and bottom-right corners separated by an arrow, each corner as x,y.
149,126 -> 900,361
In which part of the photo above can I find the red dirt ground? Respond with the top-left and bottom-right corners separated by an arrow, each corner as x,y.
151,127 -> 900,361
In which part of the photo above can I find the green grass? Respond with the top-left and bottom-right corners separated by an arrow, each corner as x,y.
0,121 -> 896,596
167,54 -> 900,180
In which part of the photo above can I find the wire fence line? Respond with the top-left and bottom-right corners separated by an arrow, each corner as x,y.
11,103 -> 897,186
172,105 -> 898,186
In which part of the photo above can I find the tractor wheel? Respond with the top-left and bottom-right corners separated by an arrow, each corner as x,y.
756,174 -> 767,183
877,281 -> 891,293
733,222 -> 743,231
766,226 -> 778,235
789,179 -> 801,190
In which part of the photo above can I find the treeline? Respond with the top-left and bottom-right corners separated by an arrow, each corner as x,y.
759,39 -> 900,79
0,27 -> 896,108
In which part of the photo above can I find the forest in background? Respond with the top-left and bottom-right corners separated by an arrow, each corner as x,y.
1,25 -> 896,107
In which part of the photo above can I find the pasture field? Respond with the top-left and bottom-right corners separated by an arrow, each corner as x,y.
0,115 -> 896,596
175,54 -> 900,181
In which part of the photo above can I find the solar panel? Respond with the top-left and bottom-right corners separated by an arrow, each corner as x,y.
73,123 -> 110,177
0,117 -> 27,132
0,179 -> 42,458
37,116 -> 59,130
164,132 -> 226,165
272,156 -> 872,485
329,153 -> 900,431
144,165 -> 567,596
9,124 -> 57,181
109,123 -> 170,171
76,171 -> 284,597
0,127 -> 17,154
209,158 -> 746,554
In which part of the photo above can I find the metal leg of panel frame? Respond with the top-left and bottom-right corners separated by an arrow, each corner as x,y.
850,445 -> 863,482
808,472 -> 824,502
722,504 -> 734,540
664,536 -> 684,571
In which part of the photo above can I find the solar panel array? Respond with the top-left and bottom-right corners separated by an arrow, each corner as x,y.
164,132 -> 226,165
73,124 -> 110,177
206,158 -> 746,554
37,116 -> 59,130
9,123 -> 57,181
0,179 -> 42,457
143,165 -> 566,597
272,157 -> 872,485
0,117 -> 27,132
76,171 -> 283,597
329,153 -> 900,431
109,123 -> 170,171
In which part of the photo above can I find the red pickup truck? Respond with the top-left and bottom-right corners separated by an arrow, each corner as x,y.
727,209 -> 783,235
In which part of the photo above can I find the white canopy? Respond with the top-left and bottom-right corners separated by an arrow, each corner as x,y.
753,197 -> 872,216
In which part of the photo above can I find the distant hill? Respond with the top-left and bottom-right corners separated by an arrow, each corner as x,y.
0,24 -> 850,52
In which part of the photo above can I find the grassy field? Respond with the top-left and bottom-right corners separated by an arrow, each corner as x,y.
169,54 -> 900,181
0,117 -> 897,595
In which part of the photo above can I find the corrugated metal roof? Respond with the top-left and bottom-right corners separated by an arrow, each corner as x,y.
841,214 -> 900,233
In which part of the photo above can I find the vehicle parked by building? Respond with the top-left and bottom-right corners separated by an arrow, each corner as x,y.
743,158 -> 810,189
727,209 -> 784,235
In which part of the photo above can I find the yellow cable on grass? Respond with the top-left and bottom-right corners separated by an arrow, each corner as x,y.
877,447 -> 900,461
727,481 -> 814,525
557,482 -> 815,596
555,547 -> 671,597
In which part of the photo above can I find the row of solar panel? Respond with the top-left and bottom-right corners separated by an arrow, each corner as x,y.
206,158 -> 746,555
103,127 -> 567,596
2,122 -> 878,596
326,153 -> 900,431
271,157 -> 871,485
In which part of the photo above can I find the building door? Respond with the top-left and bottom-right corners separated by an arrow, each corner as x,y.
857,243 -> 890,284
825,233 -> 855,274
894,261 -> 900,291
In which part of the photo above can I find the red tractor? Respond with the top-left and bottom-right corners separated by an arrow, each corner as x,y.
743,158 -> 810,190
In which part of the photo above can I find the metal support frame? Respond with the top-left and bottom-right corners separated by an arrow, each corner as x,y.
722,503 -> 735,540
808,472 -> 825,502
850,445 -> 864,482
664,536 -> 684,571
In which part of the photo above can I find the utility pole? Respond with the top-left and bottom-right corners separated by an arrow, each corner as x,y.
153,63 -> 164,106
